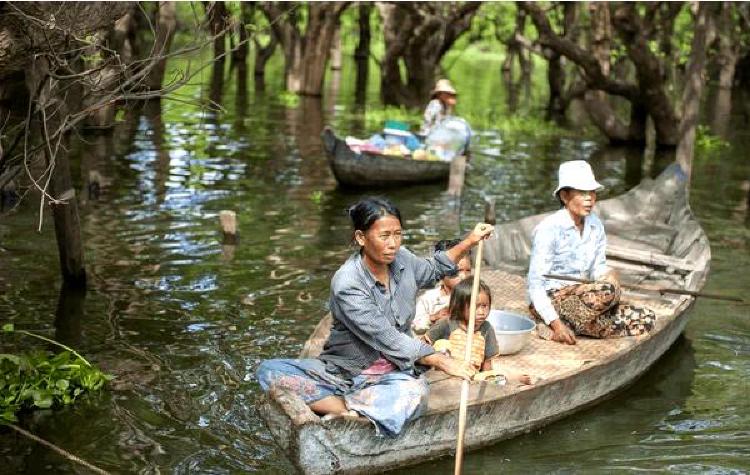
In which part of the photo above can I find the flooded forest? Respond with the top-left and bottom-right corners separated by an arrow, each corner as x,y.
1,2 -> 749,473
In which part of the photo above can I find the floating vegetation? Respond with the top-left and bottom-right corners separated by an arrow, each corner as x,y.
0,324 -> 113,423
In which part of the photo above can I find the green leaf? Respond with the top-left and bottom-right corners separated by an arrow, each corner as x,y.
34,397 -> 53,409
0,354 -> 22,365
2,323 -> 14,332
55,379 -> 70,390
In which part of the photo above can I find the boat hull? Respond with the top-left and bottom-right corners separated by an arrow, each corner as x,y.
258,297 -> 694,475
322,128 -> 451,188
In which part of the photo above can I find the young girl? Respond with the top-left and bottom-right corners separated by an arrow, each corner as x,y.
411,239 -> 472,334
424,278 -> 533,384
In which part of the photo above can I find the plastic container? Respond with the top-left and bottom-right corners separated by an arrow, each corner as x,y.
487,310 -> 535,355
424,116 -> 472,161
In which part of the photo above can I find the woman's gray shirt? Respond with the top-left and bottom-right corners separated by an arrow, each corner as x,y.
320,248 -> 458,378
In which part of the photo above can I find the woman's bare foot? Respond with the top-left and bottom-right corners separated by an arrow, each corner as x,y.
321,409 -> 361,422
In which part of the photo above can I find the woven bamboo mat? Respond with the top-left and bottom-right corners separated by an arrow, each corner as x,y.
479,270 -> 680,380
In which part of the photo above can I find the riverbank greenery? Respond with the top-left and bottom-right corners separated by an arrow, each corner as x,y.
0,324 -> 112,423
357,105 -> 569,137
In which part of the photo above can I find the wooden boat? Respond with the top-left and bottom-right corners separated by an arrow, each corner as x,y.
258,163 -> 710,474
322,127 -> 453,188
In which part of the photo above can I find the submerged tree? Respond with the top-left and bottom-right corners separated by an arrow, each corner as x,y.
519,1 -> 725,149
0,2 -> 228,285
260,2 -> 350,96
378,2 -> 481,107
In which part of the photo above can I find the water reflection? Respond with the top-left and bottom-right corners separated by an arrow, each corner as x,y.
53,284 -> 86,349
0,55 -> 748,474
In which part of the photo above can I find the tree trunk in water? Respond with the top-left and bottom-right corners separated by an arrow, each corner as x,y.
676,3 -> 714,187
547,52 -> 564,120
378,3 -> 481,107
26,58 -> 87,287
234,2 -> 250,66
206,2 -> 229,61
253,33 -> 277,91
354,3 -> 372,105
146,1 -> 176,90
583,2 -> 643,143
612,4 -> 679,147
251,1 -> 277,91
298,4 -> 346,96
716,2 -> 739,89
261,3 -> 349,95
110,6 -> 138,65
330,28 -> 342,71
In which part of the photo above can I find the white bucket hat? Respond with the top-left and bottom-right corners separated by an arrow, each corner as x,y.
553,160 -> 603,197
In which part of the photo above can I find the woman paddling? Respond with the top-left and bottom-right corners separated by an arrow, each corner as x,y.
257,197 -> 493,436
528,160 -> 656,345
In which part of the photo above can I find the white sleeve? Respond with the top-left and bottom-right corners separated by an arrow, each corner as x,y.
528,226 -> 560,325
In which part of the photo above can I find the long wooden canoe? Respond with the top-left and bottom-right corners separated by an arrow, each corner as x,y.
322,128 -> 452,188
258,163 -> 710,474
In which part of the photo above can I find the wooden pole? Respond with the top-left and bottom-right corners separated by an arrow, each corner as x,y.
219,210 -> 238,244
447,155 -> 467,197
543,274 -> 745,303
483,197 -> 496,225
454,239 -> 484,475
220,211 -> 238,261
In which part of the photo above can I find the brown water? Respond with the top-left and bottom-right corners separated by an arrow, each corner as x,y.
1,57 -> 749,474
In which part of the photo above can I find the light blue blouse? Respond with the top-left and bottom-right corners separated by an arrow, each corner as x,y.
527,209 -> 609,324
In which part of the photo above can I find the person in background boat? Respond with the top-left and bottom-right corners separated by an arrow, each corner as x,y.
527,160 -> 656,345
256,197 -> 493,437
424,278 -> 533,384
419,79 -> 457,137
412,239 -> 472,334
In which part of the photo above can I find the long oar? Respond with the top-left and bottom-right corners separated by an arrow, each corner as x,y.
543,274 -> 746,303
454,239 -> 484,475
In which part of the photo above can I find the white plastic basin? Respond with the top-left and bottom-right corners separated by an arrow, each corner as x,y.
487,310 -> 535,355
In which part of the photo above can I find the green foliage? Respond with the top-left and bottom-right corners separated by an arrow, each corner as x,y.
466,3 -> 518,45
361,106 -> 420,130
277,91 -> 300,109
309,190 -> 323,205
695,125 -> 730,151
0,324 -> 112,423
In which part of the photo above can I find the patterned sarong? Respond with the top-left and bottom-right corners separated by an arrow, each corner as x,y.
256,358 -> 428,437
531,282 -> 656,338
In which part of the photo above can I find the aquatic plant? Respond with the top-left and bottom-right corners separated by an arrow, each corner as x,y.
695,125 -> 730,151
0,324 -> 113,423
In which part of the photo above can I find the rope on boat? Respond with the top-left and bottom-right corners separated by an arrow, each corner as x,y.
7,423 -> 111,475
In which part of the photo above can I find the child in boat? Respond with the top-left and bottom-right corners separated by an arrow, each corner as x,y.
423,278 -> 533,384
419,79 -> 457,137
411,239 -> 472,334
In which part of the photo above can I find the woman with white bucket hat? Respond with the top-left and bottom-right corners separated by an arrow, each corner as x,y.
527,160 -> 656,345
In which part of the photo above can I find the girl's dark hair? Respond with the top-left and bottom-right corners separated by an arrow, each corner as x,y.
448,277 -> 492,322
433,239 -> 461,253
347,197 -> 402,238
